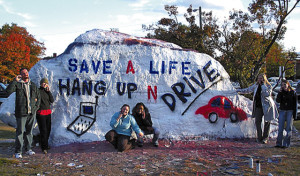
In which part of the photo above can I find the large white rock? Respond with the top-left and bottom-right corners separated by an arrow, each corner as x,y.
0,29 -> 277,146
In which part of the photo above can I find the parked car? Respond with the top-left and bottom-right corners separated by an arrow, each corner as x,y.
195,96 -> 248,123
231,82 -> 240,89
0,83 -> 9,105
268,77 -> 279,84
291,82 -> 298,89
295,81 -> 300,120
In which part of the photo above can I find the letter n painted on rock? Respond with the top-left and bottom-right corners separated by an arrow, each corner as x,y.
126,60 -> 135,74
148,85 -> 157,101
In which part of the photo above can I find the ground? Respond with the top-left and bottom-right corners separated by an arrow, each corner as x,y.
0,121 -> 300,176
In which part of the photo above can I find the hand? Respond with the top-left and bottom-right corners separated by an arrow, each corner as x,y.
138,132 -> 144,137
45,84 -> 50,91
121,109 -> 126,116
118,112 -> 123,118
16,75 -> 22,82
142,111 -> 145,119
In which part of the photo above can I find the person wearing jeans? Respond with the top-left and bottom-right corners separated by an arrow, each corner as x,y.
275,79 -> 297,148
132,102 -> 160,147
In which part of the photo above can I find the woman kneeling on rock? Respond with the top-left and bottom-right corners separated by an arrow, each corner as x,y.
105,104 -> 144,152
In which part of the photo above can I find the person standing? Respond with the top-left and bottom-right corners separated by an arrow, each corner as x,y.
275,79 -> 297,148
237,73 -> 278,144
132,102 -> 160,147
6,68 -> 40,158
105,104 -> 144,152
36,78 -> 54,154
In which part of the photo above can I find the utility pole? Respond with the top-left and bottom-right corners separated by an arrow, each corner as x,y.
199,6 -> 202,30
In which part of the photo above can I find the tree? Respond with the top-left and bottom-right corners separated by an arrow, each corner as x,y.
266,43 -> 295,78
214,0 -> 299,87
143,1 -> 299,87
0,23 -> 45,82
248,0 -> 299,81
143,5 -> 219,57
216,29 -> 266,88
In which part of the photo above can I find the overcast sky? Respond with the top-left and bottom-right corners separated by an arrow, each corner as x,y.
1,0 -> 299,56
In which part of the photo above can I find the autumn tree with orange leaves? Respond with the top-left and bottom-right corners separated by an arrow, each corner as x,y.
0,23 -> 45,83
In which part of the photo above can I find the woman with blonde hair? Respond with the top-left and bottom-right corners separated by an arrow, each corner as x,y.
237,73 -> 278,143
275,79 -> 297,148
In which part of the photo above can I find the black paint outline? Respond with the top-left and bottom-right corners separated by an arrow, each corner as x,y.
67,96 -> 99,136
181,77 -> 223,115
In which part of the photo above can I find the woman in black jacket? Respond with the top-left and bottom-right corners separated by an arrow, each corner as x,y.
275,79 -> 297,148
37,78 -> 54,154
132,102 -> 160,147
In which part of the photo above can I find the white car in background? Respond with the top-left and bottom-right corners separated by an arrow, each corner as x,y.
268,77 -> 279,84
231,82 -> 240,89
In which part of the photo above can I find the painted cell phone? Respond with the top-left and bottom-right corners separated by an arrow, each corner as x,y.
67,96 -> 98,136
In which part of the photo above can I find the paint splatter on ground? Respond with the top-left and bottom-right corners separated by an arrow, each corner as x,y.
1,132 -> 300,175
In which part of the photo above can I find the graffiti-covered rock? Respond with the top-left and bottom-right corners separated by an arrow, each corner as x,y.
0,29 -> 268,146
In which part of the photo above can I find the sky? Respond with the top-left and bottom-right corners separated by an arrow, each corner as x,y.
0,0 -> 299,57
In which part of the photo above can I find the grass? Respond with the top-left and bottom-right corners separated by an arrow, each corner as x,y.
294,119 -> 300,130
0,158 -> 19,165
0,121 -> 15,140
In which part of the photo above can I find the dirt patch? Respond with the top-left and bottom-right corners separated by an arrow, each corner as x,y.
1,135 -> 299,175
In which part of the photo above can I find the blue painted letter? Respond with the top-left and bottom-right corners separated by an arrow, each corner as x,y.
103,60 -> 112,74
68,58 -> 78,72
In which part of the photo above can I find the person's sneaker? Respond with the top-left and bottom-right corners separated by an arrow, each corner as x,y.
153,141 -> 159,147
43,150 -> 48,154
275,145 -> 282,148
26,150 -> 35,155
15,153 -> 22,159
262,139 -> 268,144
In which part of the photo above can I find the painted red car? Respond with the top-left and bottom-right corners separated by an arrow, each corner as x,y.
195,96 -> 247,123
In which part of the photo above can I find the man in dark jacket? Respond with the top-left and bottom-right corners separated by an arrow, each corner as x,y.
6,68 -> 40,159
132,102 -> 160,147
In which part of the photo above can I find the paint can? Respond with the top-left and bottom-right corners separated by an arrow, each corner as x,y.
249,157 -> 253,168
256,160 -> 260,173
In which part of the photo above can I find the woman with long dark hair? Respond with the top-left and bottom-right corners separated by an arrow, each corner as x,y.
275,79 -> 297,148
132,102 -> 160,147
